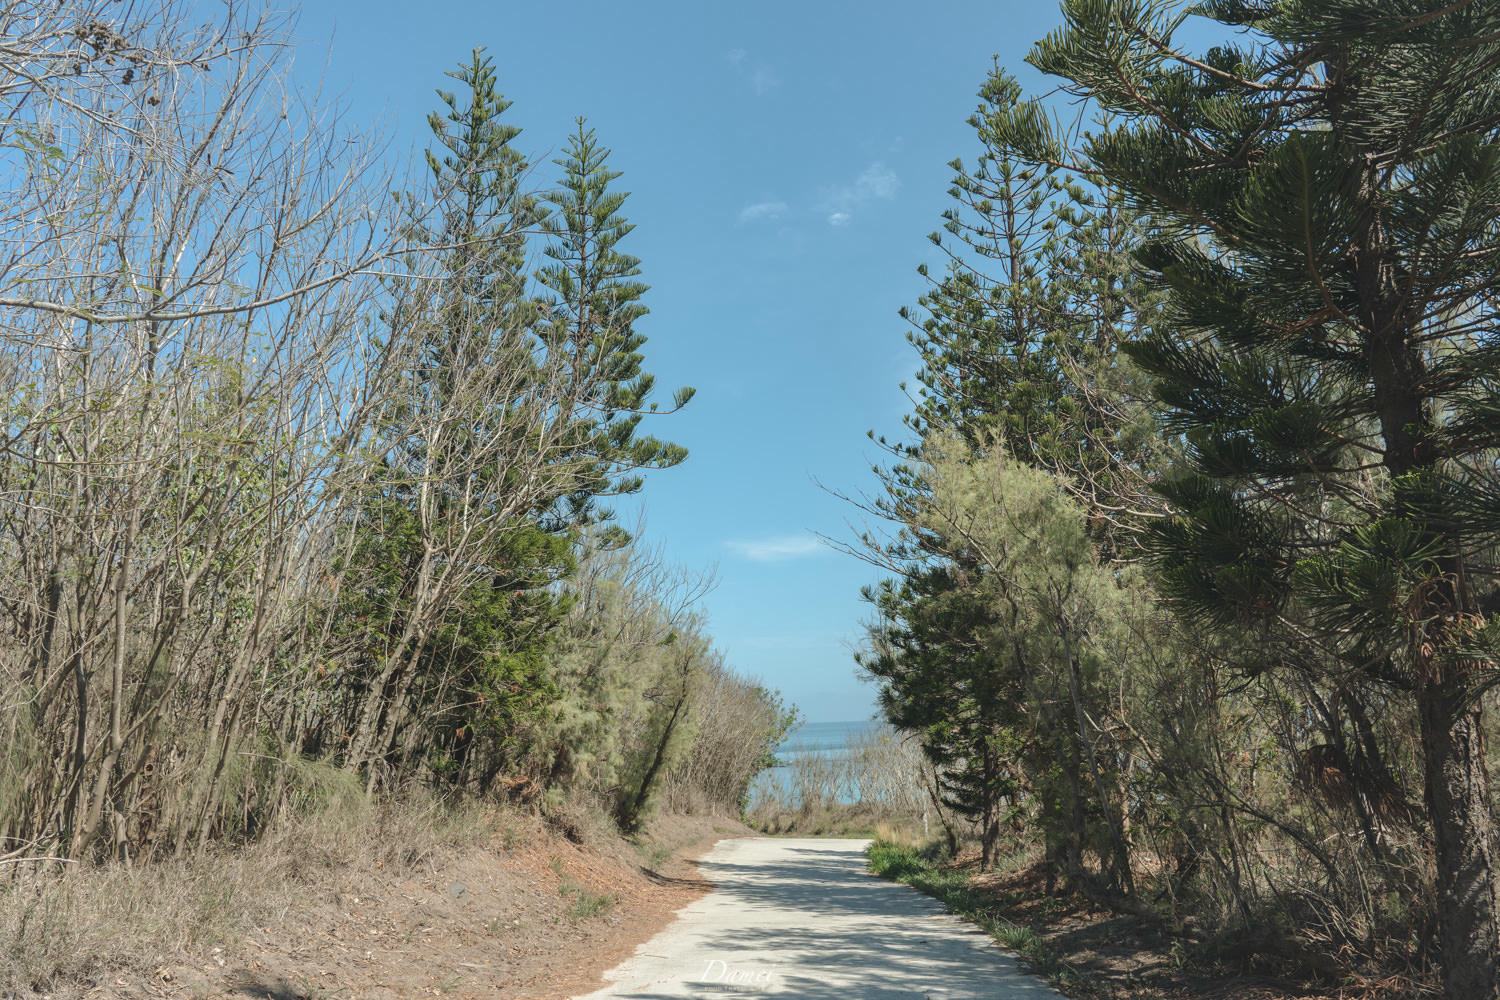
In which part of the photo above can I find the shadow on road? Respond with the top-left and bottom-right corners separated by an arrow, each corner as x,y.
585,838 -> 1057,999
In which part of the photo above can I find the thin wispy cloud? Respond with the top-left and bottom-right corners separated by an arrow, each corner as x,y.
738,200 -> 788,224
725,534 -> 824,562
749,66 -> 779,96
727,47 -> 780,96
820,161 -> 900,226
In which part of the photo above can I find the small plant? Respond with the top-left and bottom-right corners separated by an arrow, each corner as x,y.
866,842 -> 927,881
558,877 -> 615,921
994,922 -> 1039,952
866,839 -> 1103,996
638,839 -> 673,869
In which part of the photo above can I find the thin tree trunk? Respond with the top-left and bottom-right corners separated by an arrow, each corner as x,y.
621,690 -> 687,833
980,747 -> 999,871
1419,680 -> 1500,1000
921,761 -> 959,858
1063,626 -> 1134,894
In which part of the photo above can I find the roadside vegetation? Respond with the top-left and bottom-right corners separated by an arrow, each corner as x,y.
852,4 -> 1500,999
0,4 -> 791,996
746,724 -> 933,838
867,841 -> 1105,997
5,2 -> 1500,1000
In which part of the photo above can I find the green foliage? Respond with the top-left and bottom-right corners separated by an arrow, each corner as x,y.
537,120 -> 694,523
866,840 -> 932,881
935,2 -> 1500,993
419,48 -> 537,332
862,432 -> 1142,882
527,532 -> 684,799
865,840 -> 1097,993
615,631 -> 709,832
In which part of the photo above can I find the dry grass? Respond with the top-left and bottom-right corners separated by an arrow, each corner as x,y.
0,771 -> 732,1000
0,775 -> 497,999
748,802 -> 933,840
872,818 -> 933,848
744,725 -> 945,840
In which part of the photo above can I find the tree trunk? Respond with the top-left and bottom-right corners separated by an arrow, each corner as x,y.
1063,625 -> 1135,894
921,762 -> 959,858
619,689 -> 687,833
1419,679 -> 1500,1000
979,747 -> 1000,871
1349,136 -> 1500,996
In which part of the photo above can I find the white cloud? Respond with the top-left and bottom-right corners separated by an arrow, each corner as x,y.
725,535 -> 824,562
738,200 -> 788,224
853,162 -> 899,199
727,48 -> 779,96
820,161 -> 900,226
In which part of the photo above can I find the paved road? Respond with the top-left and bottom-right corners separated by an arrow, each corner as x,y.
573,837 -> 1060,999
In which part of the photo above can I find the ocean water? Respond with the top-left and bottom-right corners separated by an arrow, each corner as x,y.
777,719 -> 885,758
748,719 -> 886,808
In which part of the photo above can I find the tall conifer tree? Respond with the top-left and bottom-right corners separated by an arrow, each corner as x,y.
340,55 -> 691,790
339,48 -> 565,786
536,118 -> 693,532
993,3 -> 1500,993
863,66 -> 1156,885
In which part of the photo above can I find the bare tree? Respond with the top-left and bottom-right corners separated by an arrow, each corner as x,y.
0,0 -> 414,861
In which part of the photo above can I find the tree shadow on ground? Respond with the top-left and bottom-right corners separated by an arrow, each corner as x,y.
593,839 -> 1060,1000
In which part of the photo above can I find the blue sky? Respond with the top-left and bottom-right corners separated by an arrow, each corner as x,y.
288,0 -> 1080,722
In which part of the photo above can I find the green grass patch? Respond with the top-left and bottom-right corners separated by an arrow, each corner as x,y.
558,877 -> 615,921
866,840 -> 1105,997
866,840 -> 933,880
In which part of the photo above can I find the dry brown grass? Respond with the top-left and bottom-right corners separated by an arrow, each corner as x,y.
748,801 -> 932,839
872,819 -> 933,848
0,779 -> 498,999
744,725 -> 942,841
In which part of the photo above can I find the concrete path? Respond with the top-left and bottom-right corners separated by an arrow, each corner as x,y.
574,837 -> 1060,999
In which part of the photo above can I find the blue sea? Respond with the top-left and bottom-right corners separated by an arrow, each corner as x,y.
748,719 -> 884,808
777,719 -> 884,758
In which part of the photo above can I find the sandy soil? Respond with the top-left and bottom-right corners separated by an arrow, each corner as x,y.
88,813 -> 740,1000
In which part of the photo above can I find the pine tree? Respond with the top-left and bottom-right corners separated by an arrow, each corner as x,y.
338,56 -> 692,791
900,66 -> 1163,536
860,66 -> 1160,882
536,118 -> 693,532
995,3 -> 1500,993
422,48 -> 537,352
336,48 -> 565,787
861,554 -> 1028,870
901,70 -> 1076,461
